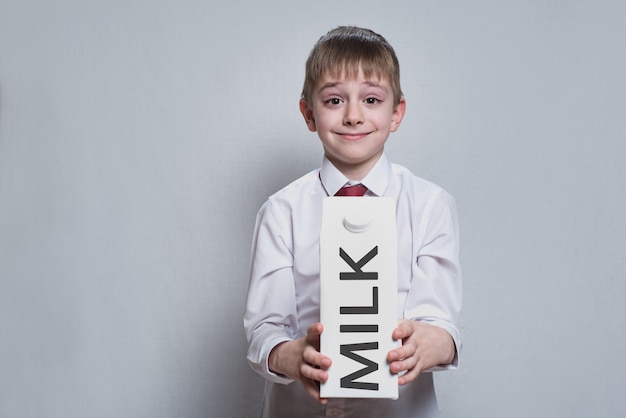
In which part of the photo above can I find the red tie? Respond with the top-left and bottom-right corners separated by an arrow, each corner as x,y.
334,184 -> 368,196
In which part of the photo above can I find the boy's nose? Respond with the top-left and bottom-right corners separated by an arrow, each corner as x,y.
343,102 -> 364,126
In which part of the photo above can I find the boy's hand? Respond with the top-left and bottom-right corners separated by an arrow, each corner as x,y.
387,320 -> 455,385
268,322 -> 332,404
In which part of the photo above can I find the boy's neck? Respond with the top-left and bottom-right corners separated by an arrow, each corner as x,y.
326,151 -> 383,182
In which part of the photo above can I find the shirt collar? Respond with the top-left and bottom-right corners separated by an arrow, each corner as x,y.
319,153 -> 391,197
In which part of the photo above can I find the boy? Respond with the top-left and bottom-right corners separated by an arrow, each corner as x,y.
244,26 -> 462,418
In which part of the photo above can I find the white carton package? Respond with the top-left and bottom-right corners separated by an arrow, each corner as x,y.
319,196 -> 399,399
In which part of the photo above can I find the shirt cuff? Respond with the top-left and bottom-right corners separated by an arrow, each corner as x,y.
249,336 -> 295,385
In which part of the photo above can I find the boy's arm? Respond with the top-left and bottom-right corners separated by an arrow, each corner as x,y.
396,190 -> 463,374
244,198 -> 299,384
244,197 -> 333,403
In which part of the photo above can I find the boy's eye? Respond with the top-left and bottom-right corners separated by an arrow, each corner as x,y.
365,97 -> 380,104
327,98 -> 342,105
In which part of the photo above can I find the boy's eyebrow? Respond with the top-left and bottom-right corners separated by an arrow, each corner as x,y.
318,80 -> 388,92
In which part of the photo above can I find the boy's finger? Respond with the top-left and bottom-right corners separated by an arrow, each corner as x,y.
387,338 -> 417,362
392,327 -> 406,340
303,346 -> 331,369
301,362 -> 328,382
398,366 -> 421,386
394,319 -> 416,338
306,322 -> 324,340
301,378 -> 327,404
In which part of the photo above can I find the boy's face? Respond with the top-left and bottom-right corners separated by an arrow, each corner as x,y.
300,68 -> 405,180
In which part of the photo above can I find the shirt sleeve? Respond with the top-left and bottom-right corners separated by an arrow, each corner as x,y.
404,189 -> 463,370
243,198 -> 298,384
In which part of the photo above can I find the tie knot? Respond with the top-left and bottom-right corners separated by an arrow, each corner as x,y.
334,184 -> 368,197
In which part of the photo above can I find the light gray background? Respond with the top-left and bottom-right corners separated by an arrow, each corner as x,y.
1,1 -> 625,417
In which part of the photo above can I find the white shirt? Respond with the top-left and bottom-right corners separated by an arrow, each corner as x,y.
244,154 -> 462,418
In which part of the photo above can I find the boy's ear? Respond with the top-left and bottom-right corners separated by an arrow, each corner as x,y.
390,98 -> 406,133
299,99 -> 317,132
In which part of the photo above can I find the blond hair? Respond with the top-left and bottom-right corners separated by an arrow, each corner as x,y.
301,26 -> 403,106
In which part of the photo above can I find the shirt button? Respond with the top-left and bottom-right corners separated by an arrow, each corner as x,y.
329,408 -> 342,416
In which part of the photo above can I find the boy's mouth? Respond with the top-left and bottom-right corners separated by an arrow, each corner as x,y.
337,132 -> 371,141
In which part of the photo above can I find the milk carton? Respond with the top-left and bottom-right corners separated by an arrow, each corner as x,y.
320,197 -> 398,399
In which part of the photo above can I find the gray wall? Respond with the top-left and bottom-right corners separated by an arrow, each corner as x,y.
1,1 -> 625,417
